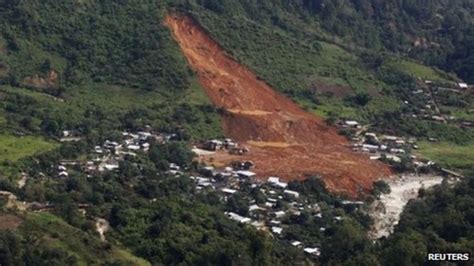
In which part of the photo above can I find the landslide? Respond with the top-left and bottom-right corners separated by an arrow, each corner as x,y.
165,14 -> 392,197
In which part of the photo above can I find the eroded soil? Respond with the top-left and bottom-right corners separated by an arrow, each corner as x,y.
165,14 -> 392,197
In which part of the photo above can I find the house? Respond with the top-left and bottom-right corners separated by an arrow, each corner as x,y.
231,160 -> 254,170
127,144 -> 140,151
169,163 -> 180,170
274,211 -> 286,218
224,138 -> 238,149
222,188 -> 237,194
138,131 -> 152,140
196,177 -> 212,187
249,204 -> 265,212
271,226 -> 283,235
251,220 -> 265,229
200,166 -> 215,177
141,143 -> 150,150
365,132 -> 379,143
267,198 -> 278,204
304,247 -> 321,257
104,163 -> 119,171
341,200 -> 364,205
432,116 -> 446,123
458,83 -> 468,89
104,140 -> 119,149
236,170 -> 256,178
461,121 -> 474,128
390,148 -> 406,154
385,154 -> 401,163
344,120 -> 360,128
58,171 -> 68,177
362,144 -> 379,152
229,147 -> 249,155
284,190 -> 300,198
94,146 -> 103,154
267,177 -> 280,183
395,140 -> 406,146
225,212 -> 251,224
203,139 -> 224,151
267,176 -> 288,188
291,241 -> 302,247
265,202 -> 276,208
383,136 -> 398,142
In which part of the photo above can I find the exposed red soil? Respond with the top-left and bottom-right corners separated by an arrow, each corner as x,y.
165,14 -> 392,197
22,70 -> 59,90
0,214 -> 23,230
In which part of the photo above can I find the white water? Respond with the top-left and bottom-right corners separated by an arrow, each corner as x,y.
369,174 -> 444,239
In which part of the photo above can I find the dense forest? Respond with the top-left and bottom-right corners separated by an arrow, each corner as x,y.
0,1 -> 473,265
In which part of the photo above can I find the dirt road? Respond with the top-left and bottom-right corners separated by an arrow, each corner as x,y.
165,14 -> 392,197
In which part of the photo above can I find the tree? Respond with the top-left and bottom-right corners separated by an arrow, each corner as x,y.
372,180 -> 391,197
0,230 -> 23,266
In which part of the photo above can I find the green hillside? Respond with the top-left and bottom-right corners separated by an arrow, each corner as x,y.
172,0 -> 474,83
0,134 -> 56,162
0,1 -> 222,141
0,1 -> 472,265
0,212 -> 149,265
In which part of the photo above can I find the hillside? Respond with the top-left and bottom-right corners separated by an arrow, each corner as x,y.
172,0 -> 474,83
0,212 -> 149,265
165,14 -> 391,196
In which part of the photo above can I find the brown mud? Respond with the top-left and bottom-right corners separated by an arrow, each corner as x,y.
165,14 -> 392,197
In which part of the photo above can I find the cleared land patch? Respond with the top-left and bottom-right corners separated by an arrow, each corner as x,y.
0,134 -> 57,162
0,213 -> 23,230
417,141 -> 474,169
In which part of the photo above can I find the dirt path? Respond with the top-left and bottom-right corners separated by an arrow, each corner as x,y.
165,14 -> 392,197
18,173 -> 28,189
96,218 -> 110,242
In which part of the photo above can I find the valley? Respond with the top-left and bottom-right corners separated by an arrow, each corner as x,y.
0,1 -> 473,265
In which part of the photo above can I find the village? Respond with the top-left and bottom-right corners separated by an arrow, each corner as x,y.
337,79 -> 472,171
2,78 -> 470,260
9,127 -> 356,258
404,80 -> 473,128
339,119 -> 434,168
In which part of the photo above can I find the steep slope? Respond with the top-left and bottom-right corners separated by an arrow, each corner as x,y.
165,14 -> 392,197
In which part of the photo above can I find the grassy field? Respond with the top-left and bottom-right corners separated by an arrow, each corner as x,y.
0,114 -> 5,126
417,141 -> 474,169
387,58 -> 453,82
0,134 -> 57,162
443,107 -> 474,120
